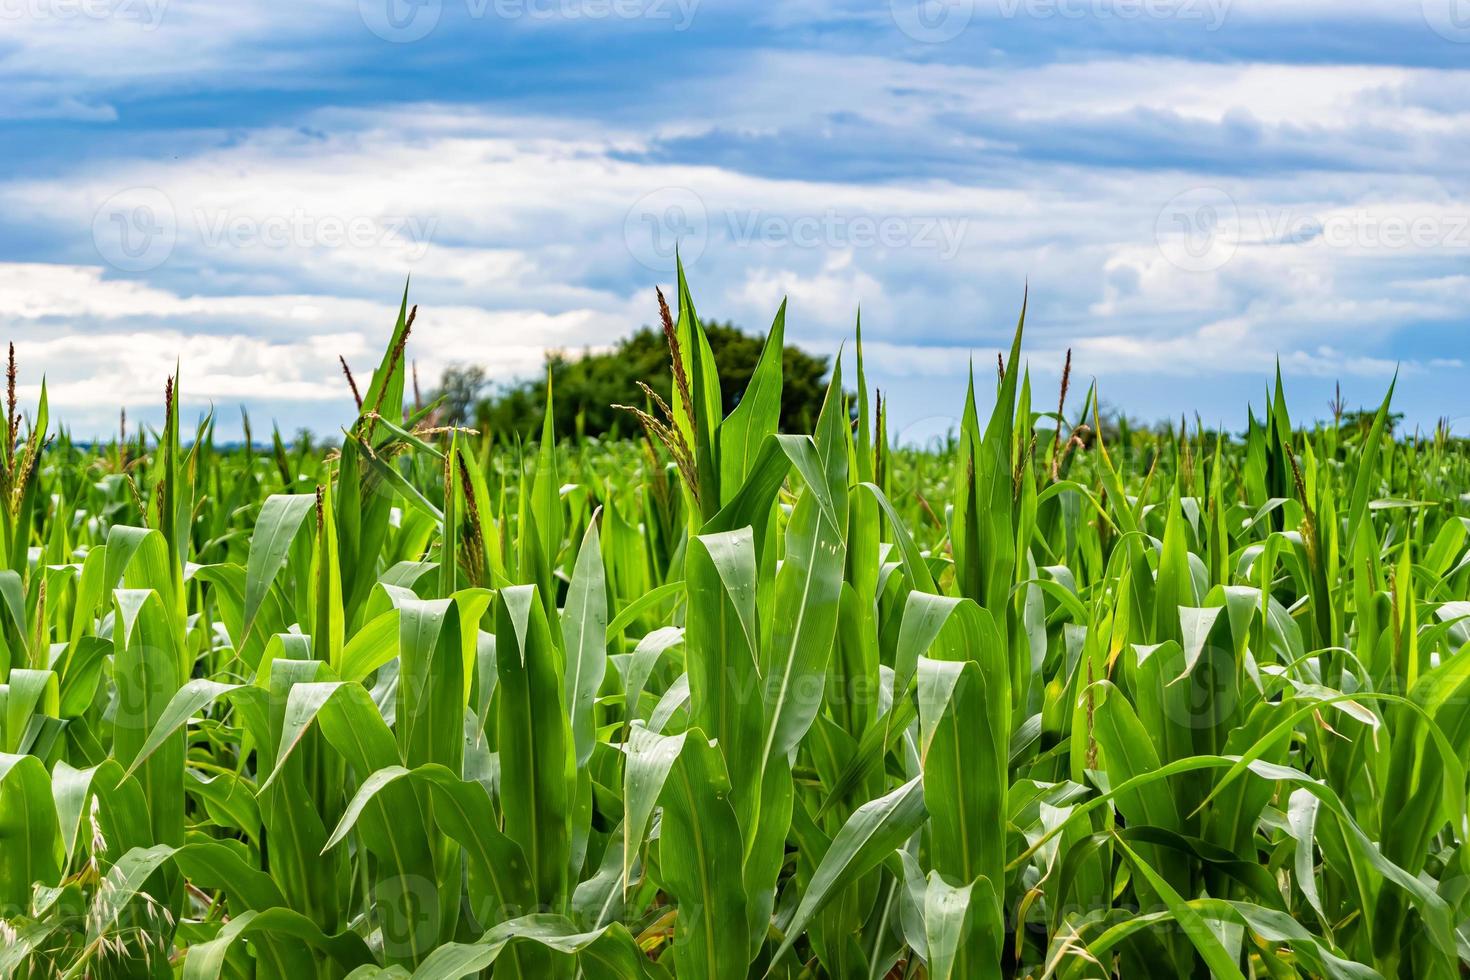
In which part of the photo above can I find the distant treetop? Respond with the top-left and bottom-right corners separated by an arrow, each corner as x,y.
441,321 -> 832,441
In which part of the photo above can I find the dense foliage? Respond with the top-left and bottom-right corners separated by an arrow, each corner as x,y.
453,312 -> 833,438
1,267 -> 1469,979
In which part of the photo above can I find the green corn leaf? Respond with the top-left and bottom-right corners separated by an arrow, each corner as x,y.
717,299 -> 785,506
657,732 -> 750,979
0,753 -> 61,912
243,493 -> 315,640
771,776 -> 927,969
497,584 -> 574,909
563,516 -> 608,767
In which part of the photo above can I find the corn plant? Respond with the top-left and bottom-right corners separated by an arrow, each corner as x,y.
1,266 -> 1469,978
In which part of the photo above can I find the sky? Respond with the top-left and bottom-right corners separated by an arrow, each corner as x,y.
1,0 -> 1468,442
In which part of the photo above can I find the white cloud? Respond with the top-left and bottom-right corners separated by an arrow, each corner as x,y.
0,260 -> 631,435
3,31 -> 1468,435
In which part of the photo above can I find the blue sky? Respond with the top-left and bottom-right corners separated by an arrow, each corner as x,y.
1,0 -> 1468,441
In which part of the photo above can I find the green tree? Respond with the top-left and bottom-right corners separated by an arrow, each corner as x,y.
435,364 -> 488,425
467,321 -> 833,440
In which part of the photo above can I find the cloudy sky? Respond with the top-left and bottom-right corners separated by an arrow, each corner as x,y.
2,0 -> 1468,441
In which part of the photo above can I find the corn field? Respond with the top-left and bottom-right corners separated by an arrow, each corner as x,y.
1,267 -> 1469,979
